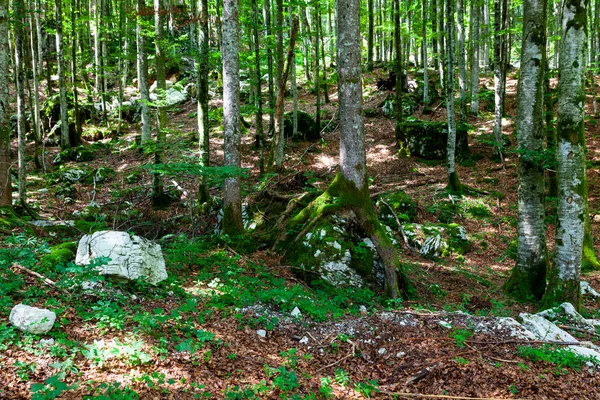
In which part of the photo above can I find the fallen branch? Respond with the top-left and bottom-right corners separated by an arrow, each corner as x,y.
380,391 -> 528,400
316,339 -> 357,372
11,263 -> 65,292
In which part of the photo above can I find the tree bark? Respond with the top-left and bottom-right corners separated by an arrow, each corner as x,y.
541,0 -> 588,311
457,0 -> 467,120
422,0 -> 429,105
152,0 -> 166,205
0,0 -> 10,206
446,0 -> 461,193
251,0 -> 264,177
222,0 -> 243,235
504,0 -> 548,301
492,0 -> 507,161
367,0 -> 374,71
470,0 -> 480,114
55,0 -> 70,149
14,0 -> 27,202
137,0 -> 152,145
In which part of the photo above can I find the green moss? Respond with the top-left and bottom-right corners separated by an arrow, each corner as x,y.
540,277 -> 581,312
222,203 -> 244,236
503,263 -> 547,302
40,242 -> 77,270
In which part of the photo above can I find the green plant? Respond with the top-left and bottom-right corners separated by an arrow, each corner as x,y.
82,338 -> 152,368
31,373 -> 76,400
450,329 -> 474,349
517,345 -> 593,371
84,381 -> 139,399
455,357 -> 469,365
334,368 -> 350,388
14,361 -> 36,382
319,377 -> 334,399
354,379 -> 379,398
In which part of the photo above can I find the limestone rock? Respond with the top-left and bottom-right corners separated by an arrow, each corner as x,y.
400,223 -> 469,258
9,304 -> 56,334
395,120 -> 469,160
76,230 -> 167,285
150,87 -> 188,107
519,313 -> 577,342
581,281 -> 600,299
536,302 -> 600,333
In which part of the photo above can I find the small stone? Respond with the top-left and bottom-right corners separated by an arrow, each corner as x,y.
40,338 -> 55,347
9,304 -> 56,334
396,351 -> 406,358
581,281 -> 600,298
438,321 -> 452,329
291,307 -> 302,318
256,329 -> 267,338
299,336 -> 309,344
359,305 -> 368,315
378,348 -> 387,355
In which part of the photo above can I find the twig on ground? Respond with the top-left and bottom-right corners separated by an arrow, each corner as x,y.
11,263 -> 66,292
316,339 -> 357,372
379,391 -> 528,400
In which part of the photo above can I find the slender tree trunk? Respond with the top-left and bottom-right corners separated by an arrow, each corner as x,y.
275,0 -> 284,141
438,0 -> 445,89
394,0 -> 402,127
504,0 -> 548,301
431,0 -> 438,70
137,0 -> 151,145
446,0 -> 461,193
541,0 -> 588,311
470,0 -> 480,114
301,9 -> 311,82
197,0 -> 210,202
55,0 -> 69,149
422,0 -> 429,105
71,6 -> 81,145
367,0 -> 374,71
152,0 -> 166,205
314,4 -> 321,140
290,5 -> 298,141
457,0 -> 467,120
318,11 -> 329,104
264,0 -> 275,136
222,0 -> 243,235
545,63 -> 558,198
29,13 -> 42,168
251,0 -> 264,177
492,0 -> 506,161
0,0 -> 10,206
483,0 -> 490,69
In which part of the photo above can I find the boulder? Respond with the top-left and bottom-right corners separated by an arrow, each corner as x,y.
284,110 -> 319,142
396,120 -> 470,160
519,313 -> 577,342
75,231 -> 168,285
149,87 -> 188,107
285,215 -> 386,289
9,304 -> 56,334
149,80 -> 174,93
536,302 -> 600,333
400,223 -> 470,258
581,281 -> 600,298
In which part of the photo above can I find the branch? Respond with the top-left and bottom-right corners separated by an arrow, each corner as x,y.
11,263 -> 66,292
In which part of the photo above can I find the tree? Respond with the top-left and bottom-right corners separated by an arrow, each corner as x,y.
456,0 -> 466,120
422,0 -> 429,105
445,0 -> 461,193
198,0 -> 211,202
541,0 -> 588,311
503,0 -> 548,301
0,0 -> 9,207
222,0 -> 244,235
367,0 -> 374,71
137,0 -> 151,145
492,0 -> 508,161
470,0 -> 481,114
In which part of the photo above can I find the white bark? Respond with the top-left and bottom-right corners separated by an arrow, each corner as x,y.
337,0 -> 366,190
422,0 -> 429,105
55,0 -> 69,148
457,0 -> 467,119
137,0 -> 151,145
0,0 -> 10,206
470,0 -> 480,114
446,0 -> 458,186
222,0 -> 243,234
554,0 -> 587,283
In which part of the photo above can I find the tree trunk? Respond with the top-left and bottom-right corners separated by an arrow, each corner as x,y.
29,12 -> 42,169
152,0 -> 166,206
263,0 -> 275,136
197,0 -> 210,201
482,0 -> 490,69
504,0 -> 548,301
431,0 -> 438,69
437,0 -> 445,89
446,0 -> 461,193
367,0 -> 374,71
55,0 -> 70,149
541,0 -> 587,311
222,0 -> 243,235
422,0 -> 429,105
492,0 -> 506,161
394,0 -> 402,127
314,5 -> 321,140
470,0 -> 480,114
0,0 -> 10,206
457,0 -> 467,120
14,0 -> 27,203
251,0 -> 264,177
137,0 -> 152,145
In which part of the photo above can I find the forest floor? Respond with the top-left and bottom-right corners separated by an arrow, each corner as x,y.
2,68 -> 600,399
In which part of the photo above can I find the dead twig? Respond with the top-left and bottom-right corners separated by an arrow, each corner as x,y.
11,263 -> 66,293
379,391 -> 529,400
316,339 -> 358,372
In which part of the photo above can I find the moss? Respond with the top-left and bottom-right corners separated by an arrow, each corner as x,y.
540,277 -> 581,312
40,242 -> 77,270
503,263 -> 547,301
396,120 -> 470,160
447,171 -> 463,195
222,203 -> 244,236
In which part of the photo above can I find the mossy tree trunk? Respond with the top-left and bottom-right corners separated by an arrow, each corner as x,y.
504,0 -> 548,301
198,0 -> 211,202
445,0 -> 462,194
541,0 -> 587,311
14,0 -> 27,203
0,0 -> 10,207
222,0 -> 244,236
152,0 -> 166,206
137,0 -> 152,145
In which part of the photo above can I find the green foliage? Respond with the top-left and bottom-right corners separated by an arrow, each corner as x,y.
31,373 -> 77,400
82,337 -> 152,368
517,345 -> 594,371
354,379 -> 379,398
84,382 -> 139,400
450,329 -> 474,348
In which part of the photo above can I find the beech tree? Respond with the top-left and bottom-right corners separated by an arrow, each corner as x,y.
445,0 -> 461,193
198,0 -> 210,202
0,0 -> 9,207
222,0 -> 243,235
504,0 -> 548,301
541,0 -> 588,310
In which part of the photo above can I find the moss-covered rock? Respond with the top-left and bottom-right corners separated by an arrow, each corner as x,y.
284,215 -> 386,288
401,223 -> 470,258
376,191 -> 417,229
60,167 -> 90,184
53,146 -> 94,165
94,167 -> 116,183
396,120 -> 470,160
40,242 -> 77,270
284,110 -> 319,142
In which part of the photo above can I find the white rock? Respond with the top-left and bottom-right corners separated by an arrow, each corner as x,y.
149,87 -> 187,107
378,348 -> 387,355
567,346 -> 600,366
299,336 -> 309,344
519,313 -> 577,342
149,80 -> 174,93
9,304 -> 56,334
76,231 -> 168,285
40,338 -> 55,346
396,351 -> 406,358
256,329 -> 267,338
359,305 -> 368,315
438,321 -> 452,329
581,281 -> 600,298
291,307 -> 302,318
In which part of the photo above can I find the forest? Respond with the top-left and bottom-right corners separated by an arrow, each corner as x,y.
2,0 -> 600,397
